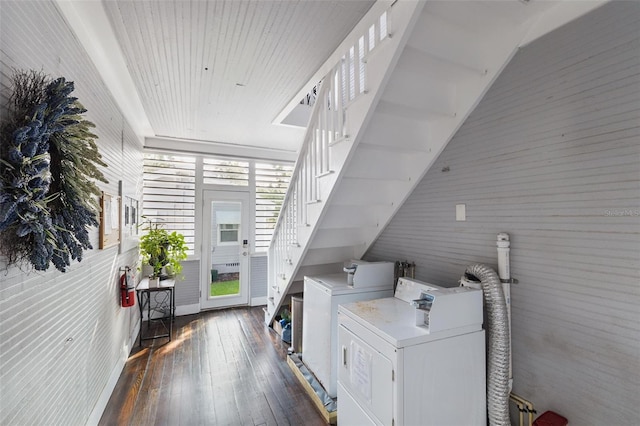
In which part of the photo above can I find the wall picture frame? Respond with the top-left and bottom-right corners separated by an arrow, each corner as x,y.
99,191 -> 121,249
119,180 -> 140,254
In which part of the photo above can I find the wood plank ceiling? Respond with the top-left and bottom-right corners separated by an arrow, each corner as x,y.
102,0 -> 375,152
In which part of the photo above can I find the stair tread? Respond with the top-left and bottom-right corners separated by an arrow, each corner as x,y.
397,45 -> 487,81
377,99 -> 455,121
356,142 -> 429,154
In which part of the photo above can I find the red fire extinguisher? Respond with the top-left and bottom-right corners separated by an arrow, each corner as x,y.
120,267 -> 135,307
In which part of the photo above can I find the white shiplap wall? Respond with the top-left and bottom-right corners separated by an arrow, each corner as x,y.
251,254 -> 268,303
175,259 -> 200,309
366,2 -> 640,425
0,1 -> 143,424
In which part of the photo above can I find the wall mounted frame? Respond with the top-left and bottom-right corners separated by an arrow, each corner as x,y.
100,191 -> 121,249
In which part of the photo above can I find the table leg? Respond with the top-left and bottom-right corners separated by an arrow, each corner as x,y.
147,291 -> 152,332
137,290 -> 143,346
169,288 -> 173,341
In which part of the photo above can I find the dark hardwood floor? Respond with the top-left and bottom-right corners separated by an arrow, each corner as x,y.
99,307 -> 327,426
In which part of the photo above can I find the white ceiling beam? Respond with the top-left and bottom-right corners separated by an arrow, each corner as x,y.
145,136 -> 298,162
55,0 -> 154,141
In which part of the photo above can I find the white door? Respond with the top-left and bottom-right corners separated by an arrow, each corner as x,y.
201,190 -> 250,309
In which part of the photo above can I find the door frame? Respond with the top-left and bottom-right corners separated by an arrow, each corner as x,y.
200,190 -> 250,309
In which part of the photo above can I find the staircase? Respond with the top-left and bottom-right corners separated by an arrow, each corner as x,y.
265,0 -> 605,325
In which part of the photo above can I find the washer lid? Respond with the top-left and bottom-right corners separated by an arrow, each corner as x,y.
306,273 -> 392,295
338,297 -> 482,348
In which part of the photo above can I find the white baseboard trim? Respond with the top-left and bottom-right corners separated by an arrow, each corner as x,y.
251,296 -> 267,306
130,316 -> 140,349
175,303 -> 200,316
86,314 -> 140,426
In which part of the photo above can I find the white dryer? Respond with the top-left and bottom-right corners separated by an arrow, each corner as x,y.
337,277 -> 486,426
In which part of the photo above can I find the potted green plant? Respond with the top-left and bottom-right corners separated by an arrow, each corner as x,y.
139,220 -> 188,286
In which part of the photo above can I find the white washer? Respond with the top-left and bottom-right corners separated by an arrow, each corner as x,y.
337,278 -> 486,426
302,273 -> 394,398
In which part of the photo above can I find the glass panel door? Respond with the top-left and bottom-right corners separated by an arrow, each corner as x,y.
201,190 -> 249,309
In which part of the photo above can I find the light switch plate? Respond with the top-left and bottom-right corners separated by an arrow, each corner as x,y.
456,204 -> 466,221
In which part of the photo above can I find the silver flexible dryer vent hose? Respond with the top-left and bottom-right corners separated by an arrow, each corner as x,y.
466,263 -> 511,426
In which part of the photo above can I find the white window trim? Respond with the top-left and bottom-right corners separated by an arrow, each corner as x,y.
217,224 -> 240,246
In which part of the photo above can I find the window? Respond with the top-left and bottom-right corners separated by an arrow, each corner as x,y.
218,224 -> 240,244
142,154 -> 293,254
203,158 -> 249,186
255,162 -> 294,251
142,153 -> 196,253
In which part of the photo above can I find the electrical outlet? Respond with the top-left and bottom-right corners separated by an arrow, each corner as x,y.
456,204 -> 466,221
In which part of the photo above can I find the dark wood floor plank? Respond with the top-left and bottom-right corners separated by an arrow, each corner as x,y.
99,307 -> 325,426
128,334 -> 168,426
97,347 -> 150,426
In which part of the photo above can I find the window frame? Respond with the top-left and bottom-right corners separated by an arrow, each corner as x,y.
142,152 -> 293,258
217,223 -> 240,245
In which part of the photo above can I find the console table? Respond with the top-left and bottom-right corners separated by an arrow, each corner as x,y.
136,277 -> 175,345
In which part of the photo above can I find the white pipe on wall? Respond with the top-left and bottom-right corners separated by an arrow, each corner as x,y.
496,232 -> 510,281
497,232 -> 513,391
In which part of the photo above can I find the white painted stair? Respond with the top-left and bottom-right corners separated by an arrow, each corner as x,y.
265,0 -> 606,325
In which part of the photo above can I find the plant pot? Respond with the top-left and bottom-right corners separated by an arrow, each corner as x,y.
148,276 -> 159,288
